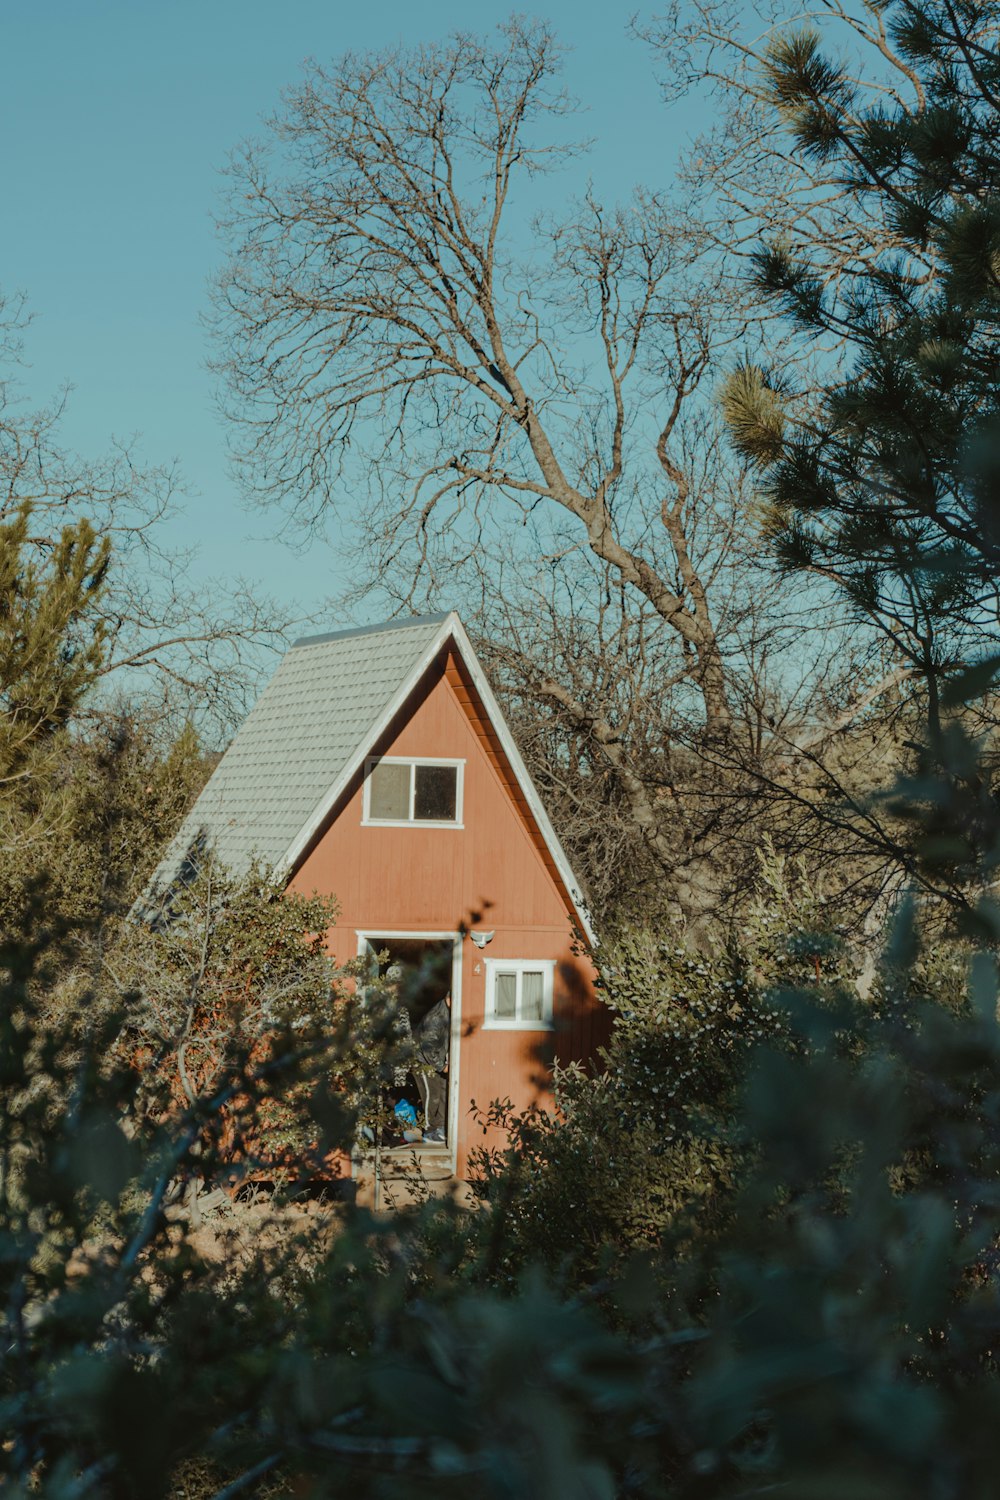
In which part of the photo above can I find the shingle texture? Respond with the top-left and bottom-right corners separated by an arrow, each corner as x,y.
146,615 -> 449,898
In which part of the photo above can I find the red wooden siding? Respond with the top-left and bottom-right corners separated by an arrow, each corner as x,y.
287,649 -> 608,1176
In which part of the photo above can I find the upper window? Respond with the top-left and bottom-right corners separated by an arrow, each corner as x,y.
363,757 -> 464,826
484,959 -> 555,1029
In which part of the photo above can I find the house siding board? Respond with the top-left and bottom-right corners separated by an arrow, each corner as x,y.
289,659 -> 603,1177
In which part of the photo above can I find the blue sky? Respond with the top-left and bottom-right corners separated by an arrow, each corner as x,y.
1,1 -> 707,627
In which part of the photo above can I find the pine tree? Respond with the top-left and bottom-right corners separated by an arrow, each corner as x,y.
723,0 -> 1000,715
0,502 -> 109,784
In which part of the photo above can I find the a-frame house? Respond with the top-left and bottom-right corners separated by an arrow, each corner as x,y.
148,612 -> 605,1179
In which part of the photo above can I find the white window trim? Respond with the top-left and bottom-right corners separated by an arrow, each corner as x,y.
362,756 -> 465,828
483,958 -> 556,1031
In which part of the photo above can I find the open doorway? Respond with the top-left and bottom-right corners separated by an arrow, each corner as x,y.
359,933 -> 458,1151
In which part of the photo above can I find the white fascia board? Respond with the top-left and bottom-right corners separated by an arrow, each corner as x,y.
277,615 -> 460,876
277,612 -> 597,946
448,617 -> 597,947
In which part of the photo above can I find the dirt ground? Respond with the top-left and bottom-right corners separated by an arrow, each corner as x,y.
161,1154 -> 476,1265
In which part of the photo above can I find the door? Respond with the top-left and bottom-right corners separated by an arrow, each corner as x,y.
357,932 -> 461,1152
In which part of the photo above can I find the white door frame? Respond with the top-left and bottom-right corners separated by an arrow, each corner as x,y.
356,928 -> 462,1172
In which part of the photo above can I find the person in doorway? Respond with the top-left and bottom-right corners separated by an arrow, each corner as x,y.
414,993 -> 451,1144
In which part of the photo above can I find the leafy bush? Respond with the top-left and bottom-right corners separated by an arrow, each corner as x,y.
468,927 -> 784,1289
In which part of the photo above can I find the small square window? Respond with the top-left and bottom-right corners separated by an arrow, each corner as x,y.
363,758 -> 463,826
485,959 -> 555,1029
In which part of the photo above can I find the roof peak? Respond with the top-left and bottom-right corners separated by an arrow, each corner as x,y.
142,605 -> 595,942
292,611 -> 455,650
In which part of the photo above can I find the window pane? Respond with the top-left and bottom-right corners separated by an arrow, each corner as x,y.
521,970 -> 544,1020
495,972 -> 517,1018
369,762 -> 410,820
414,764 -> 457,821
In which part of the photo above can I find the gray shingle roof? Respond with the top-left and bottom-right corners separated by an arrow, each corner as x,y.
145,614 -> 451,899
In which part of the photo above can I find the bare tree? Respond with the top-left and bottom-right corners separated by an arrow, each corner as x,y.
211,22 -> 875,924
640,0 -> 931,290
212,23 -> 753,729
0,292 -> 290,737
472,543 -> 906,933
636,1 -> 1000,918
214,17 -> 960,940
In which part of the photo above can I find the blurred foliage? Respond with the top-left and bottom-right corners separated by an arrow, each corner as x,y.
9,3 -> 1000,1497
12,786 -> 1000,1498
0,903 -> 653,1499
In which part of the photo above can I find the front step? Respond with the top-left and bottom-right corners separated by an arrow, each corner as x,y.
352,1142 -> 469,1210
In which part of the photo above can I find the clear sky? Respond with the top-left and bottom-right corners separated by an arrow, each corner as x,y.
1,1 -> 706,628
